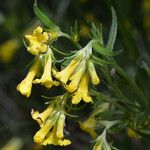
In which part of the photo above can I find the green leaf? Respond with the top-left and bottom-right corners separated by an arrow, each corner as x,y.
71,21 -> 79,42
91,23 -> 104,46
114,64 -> 146,104
136,129 -> 150,138
93,42 -> 122,57
106,7 -> 117,51
33,0 -> 61,32
92,55 -> 115,66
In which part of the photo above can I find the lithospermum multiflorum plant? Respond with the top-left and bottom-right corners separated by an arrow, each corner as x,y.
16,0 -> 150,149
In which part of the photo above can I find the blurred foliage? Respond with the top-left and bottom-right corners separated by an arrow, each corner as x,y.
0,0 -> 150,150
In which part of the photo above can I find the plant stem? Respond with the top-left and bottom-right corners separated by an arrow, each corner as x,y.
50,45 -> 71,56
60,32 -> 82,49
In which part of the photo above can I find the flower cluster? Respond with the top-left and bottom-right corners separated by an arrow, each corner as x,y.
53,41 -> 100,104
17,48 -> 59,97
16,3 -> 147,150
17,26 -> 59,97
31,105 -> 71,146
17,26 -> 100,102
17,25 -> 100,147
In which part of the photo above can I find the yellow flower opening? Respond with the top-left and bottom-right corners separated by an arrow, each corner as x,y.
42,125 -> 71,146
25,26 -> 49,55
31,105 -> 54,126
32,108 -> 71,146
72,73 -> 92,104
33,48 -> 59,88
17,57 -> 40,97
79,117 -> 97,139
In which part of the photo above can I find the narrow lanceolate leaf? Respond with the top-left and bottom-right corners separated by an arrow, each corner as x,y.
92,55 -> 115,66
93,43 -> 122,57
91,23 -> 104,46
106,7 -> 117,51
33,0 -> 61,32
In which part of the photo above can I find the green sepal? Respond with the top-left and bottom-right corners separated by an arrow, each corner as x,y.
93,42 -> 122,57
33,0 -> 61,32
106,7 -> 117,51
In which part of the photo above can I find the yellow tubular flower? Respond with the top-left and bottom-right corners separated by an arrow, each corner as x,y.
31,105 -> 54,126
33,108 -> 71,146
88,61 -> 100,85
33,49 -> 59,88
0,39 -> 20,63
34,118 -> 54,143
66,61 -> 86,93
53,54 -> 83,84
79,117 -> 97,139
25,26 -> 49,55
56,113 -> 65,138
93,142 -> 103,150
127,128 -> 141,139
41,126 -> 55,145
17,58 -> 40,97
72,73 -> 92,104
42,125 -> 71,146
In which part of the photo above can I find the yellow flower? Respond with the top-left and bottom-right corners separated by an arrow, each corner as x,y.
34,117 -> 55,143
1,137 -> 23,150
0,39 -> 20,63
93,130 -> 111,150
17,57 -> 40,97
31,105 -> 54,126
42,125 -> 71,146
85,12 -> 95,22
79,117 -> 97,138
49,31 -> 59,43
33,48 -> 59,88
143,0 -> 150,9
25,26 -> 49,55
66,61 -> 86,92
88,60 -> 100,85
56,112 -> 66,138
32,108 -> 71,146
93,142 -> 103,150
53,51 -> 83,84
127,128 -> 141,140
72,73 -> 92,104
53,41 -> 100,104
80,25 -> 90,38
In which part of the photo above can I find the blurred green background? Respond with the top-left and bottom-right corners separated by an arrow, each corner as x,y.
0,0 -> 150,149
